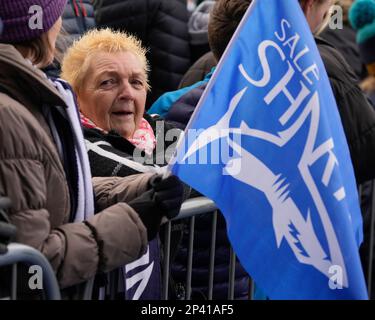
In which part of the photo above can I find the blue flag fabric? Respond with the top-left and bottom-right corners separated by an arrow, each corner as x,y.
170,0 -> 368,299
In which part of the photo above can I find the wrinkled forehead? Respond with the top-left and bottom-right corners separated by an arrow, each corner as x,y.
81,50 -> 147,83
89,50 -> 145,71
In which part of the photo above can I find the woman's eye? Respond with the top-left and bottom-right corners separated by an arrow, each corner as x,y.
100,79 -> 115,87
131,79 -> 144,88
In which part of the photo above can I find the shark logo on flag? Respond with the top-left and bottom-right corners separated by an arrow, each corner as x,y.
170,0 -> 368,299
182,89 -> 347,287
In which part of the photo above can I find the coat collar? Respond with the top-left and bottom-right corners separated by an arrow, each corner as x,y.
0,43 -> 67,108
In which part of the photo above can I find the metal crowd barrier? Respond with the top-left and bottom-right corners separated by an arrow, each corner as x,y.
85,197 -> 255,300
163,192 -> 375,300
162,196 -> 254,300
84,193 -> 375,300
0,196 -> 61,300
0,243 -> 61,300
2,197 -> 371,300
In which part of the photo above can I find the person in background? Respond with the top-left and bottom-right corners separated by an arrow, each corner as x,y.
320,0 -> 367,79
147,0 -> 217,117
178,51 -> 217,89
349,0 -> 375,299
63,0 -> 95,43
188,0 -> 216,63
0,0 -> 183,298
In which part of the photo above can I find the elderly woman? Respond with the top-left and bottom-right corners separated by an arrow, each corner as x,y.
0,0 -> 183,297
61,29 -> 186,299
61,29 -> 180,177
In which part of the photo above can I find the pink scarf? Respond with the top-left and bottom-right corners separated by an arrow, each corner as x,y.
80,113 -> 156,155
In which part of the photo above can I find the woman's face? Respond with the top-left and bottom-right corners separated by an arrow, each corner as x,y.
78,51 -> 147,139
304,0 -> 333,34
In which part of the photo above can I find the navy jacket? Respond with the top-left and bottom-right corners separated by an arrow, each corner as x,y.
63,0 -> 96,42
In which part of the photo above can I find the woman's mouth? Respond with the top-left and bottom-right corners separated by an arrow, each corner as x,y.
112,111 -> 134,118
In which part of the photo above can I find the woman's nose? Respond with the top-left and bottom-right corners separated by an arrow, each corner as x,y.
118,81 -> 135,100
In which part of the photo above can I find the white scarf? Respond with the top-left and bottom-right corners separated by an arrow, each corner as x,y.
52,79 -> 95,222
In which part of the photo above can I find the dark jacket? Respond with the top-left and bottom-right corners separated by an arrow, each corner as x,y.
93,0 -> 191,108
83,115 -> 183,299
179,52 -> 216,89
320,24 -> 367,80
316,37 -> 375,185
83,114 -> 180,177
166,83 -> 207,129
63,0 -> 96,43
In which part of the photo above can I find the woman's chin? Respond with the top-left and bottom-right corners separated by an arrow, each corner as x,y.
112,126 -> 134,139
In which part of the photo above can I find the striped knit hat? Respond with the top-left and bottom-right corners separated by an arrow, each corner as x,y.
0,0 -> 67,43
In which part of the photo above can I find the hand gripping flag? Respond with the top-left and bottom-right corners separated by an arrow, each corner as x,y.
169,0 -> 368,299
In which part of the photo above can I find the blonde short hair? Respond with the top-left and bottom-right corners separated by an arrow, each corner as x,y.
61,28 -> 150,92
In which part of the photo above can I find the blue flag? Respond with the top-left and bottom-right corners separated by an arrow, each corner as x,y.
170,0 -> 368,299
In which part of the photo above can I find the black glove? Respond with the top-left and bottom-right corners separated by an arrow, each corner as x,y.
128,175 -> 184,241
128,188 -> 162,241
149,175 -> 184,219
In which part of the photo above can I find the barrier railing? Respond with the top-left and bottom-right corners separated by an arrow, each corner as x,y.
1,192 -> 373,300
0,243 -> 61,300
87,197 -> 254,300
86,194 -> 375,300
162,197 -> 254,300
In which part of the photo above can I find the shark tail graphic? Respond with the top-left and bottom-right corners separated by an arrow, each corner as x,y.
225,138 -> 345,285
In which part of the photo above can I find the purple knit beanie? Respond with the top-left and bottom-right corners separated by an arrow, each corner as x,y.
0,0 -> 67,43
